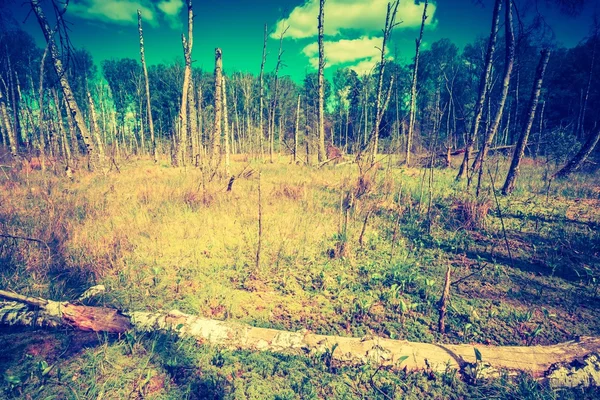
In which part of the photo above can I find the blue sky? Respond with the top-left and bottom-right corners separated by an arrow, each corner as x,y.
4,0 -> 597,81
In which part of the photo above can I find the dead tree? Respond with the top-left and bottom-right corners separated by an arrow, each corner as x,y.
456,0 -> 502,181
438,265 -> 452,333
294,94 -> 301,163
258,24 -> 268,157
502,49 -> 551,195
174,0 -> 193,167
2,288 -> 600,388
30,0 -> 98,170
138,10 -> 157,163
0,87 -> 16,157
473,0 -> 515,195
317,0 -> 327,163
370,0 -> 400,164
268,26 -> 289,163
222,75 -> 230,175
553,129 -> 600,178
87,87 -> 105,160
213,48 -> 223,163
405,0 -> 428,167
37,43 -> 49,170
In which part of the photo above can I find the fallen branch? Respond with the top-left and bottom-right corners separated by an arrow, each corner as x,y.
1,289 -> 599,387
451,263 -> 488,287
0,233 -> 52,261
438,265 -> 451,333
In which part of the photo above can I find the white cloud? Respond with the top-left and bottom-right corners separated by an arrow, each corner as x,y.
157,0 -> 184,29
157,0 -> 183,16
70,0 -> 157,26
69,0 -> 185,29
302,36 -> 385,73
272,0 -> 436,39
349,57 -> 382,75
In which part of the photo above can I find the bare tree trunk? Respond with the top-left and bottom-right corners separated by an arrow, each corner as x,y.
196,84 -> 203,163
317,0 -> 327,163
370,1 -> 400,164
502,49 -> 551,195
473,0 -> 515,195
137,10 -> 157,163
30,0 -> 97,170
268,27 -> 288,163
53,89 -> 72,165
222,76 -> 230,175
6,55 -> 22,149
37,43 -> 50,170
438,265 -> 451,333
578,28 -> 597,139
512,68 -> 520,144
534,100 -> 545,159
185,79 -> 196,162
258,24 -> 267,158
0,110 -> 7,147
213,48 -> 223,164
0,87 -> 16,157
173,0 -> 193,167
87,88 -> 105,160
138,96 -> 146,154
232,80 -> 240,154
553,129 -> 600,178
405,0 -> 428,167
456,0 -> 502,180
294,95 -> 300,163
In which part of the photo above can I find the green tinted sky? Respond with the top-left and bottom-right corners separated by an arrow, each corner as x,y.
4,0 -> 597,81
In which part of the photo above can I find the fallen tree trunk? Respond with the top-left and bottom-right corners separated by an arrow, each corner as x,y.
438,144 -> 520,159
1,289 -> 599,388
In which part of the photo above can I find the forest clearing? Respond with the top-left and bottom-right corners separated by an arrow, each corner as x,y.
1,0 -> 600,398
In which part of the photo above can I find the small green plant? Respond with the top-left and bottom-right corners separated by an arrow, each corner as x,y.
463,347 -> 489,385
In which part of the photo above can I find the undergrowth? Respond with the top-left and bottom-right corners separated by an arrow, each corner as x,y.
0,154 -> 598,398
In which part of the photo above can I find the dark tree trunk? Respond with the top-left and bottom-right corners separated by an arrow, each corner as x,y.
31,0 -> 97,170
473,0 -> 515,195
553,129 -> 600,178
456,0 -> 502,181
502,49 -> 551,195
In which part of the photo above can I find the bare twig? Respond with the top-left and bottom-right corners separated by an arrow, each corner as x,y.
0,289 -> 48,308
0,233 -> 52,260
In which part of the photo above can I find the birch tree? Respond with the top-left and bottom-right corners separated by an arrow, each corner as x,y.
317,0 -> 326,163
502,49 -> 551,195
30,0 -> 98,169
370,0 -> 400,164
137,10 -> 157,163
213,48 -> 223,160
456,0 -> 502,181
405,0 -> 428,166
222,75 -> 230,175
0,88 -> 16,157
173,0 -> 193,166
472,0 -> 515,195
294,94 -> 301,163
553,129 -> 600,178
268,26 -> 289,163
258,24 -> 267,156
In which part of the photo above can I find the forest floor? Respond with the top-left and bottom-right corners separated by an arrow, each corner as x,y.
0,153 -> 599,399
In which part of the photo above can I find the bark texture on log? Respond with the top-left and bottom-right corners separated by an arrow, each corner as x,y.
1,290 -> 600,388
